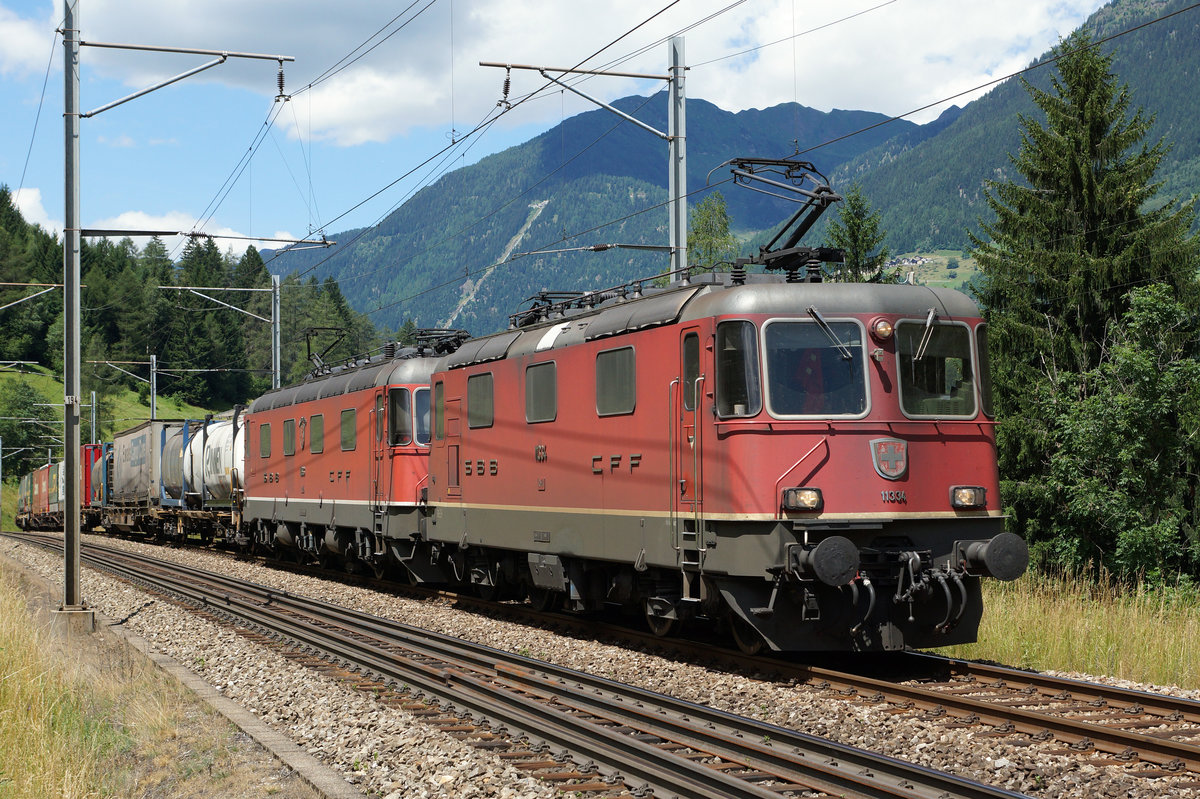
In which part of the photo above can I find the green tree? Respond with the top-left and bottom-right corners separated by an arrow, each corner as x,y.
1046,285 -> 1200,578
825,184 -> 890,281
397,318 -> 418,345
0,380 -> 56,477
688,191 -> 739,271
970,29 -> 1200,574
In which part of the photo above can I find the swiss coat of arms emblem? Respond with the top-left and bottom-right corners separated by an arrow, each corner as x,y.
870,438 -> 908,480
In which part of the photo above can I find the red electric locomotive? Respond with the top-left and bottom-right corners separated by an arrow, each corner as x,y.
242,332 -> 467,577
420,159 -> 1027,653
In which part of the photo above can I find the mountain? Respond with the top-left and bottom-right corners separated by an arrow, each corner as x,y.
269,0 -> 1200,336
824,0 -> 1200,252
266,99 -> 941,335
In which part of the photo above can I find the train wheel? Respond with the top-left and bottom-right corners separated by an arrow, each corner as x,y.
644,599 -> 678,638
729,614 -> 766,656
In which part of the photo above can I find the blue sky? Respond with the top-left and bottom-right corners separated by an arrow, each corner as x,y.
1,0 -> 1102,261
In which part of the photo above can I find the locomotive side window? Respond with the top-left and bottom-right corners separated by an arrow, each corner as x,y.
764,321 -> 866,416
414,388 -> 431,446
526,362 -> 557,423
259,423 -> 271,457
341,409 -> 356,451
682,333 -> 699,411
434,382 -> 444,440
716,321 -> 762,417
596,347 -> 635,416
309,414 -> 324,454
389,388 -> 413,445
467,373 -> 494,428
896,321 -> 976,418
283,419 -> 296,456
976,324 -> 994,418
375,395 -> 386,443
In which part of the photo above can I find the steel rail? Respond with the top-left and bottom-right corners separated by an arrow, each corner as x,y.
786,662 -> 1200,773
8,534 -> 1028,799
86,551 -> 861,798
908,652 -> 1200,723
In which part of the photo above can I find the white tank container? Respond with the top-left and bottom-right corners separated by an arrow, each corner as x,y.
182,418 -> 245,501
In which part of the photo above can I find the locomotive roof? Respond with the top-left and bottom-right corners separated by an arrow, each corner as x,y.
248,354 -> 441,413
679,280 -> 981,322
439,276 -> 981,369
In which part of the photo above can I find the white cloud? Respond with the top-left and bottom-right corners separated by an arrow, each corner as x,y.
12,187 -> 60,234
0,4 -> 52,77
20,0 -> 1101,144
3,0 -> 1107,135
86,209 -> 268,257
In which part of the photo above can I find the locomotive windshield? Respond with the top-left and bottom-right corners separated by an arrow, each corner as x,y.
388,386 -> 433,446
764,320 -> 867,417
896,321 -> 977,417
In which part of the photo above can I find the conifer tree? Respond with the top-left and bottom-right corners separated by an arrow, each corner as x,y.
971,29 -> 1200,567
825,184 -> 890,282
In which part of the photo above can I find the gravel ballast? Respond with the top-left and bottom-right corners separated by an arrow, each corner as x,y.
3,533 -> 1197,799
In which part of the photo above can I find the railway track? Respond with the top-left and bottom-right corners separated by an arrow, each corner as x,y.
8,532 -> 1023,799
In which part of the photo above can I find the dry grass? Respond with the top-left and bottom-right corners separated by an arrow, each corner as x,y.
938,570 -> 1200,689
0,572 -> 116,798
0,560 -> 321,799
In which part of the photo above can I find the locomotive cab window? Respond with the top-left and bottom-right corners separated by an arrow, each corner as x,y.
414,387 -> 431,446
282,419 -> 296,456
375,395 -> 386,443
309,414 -> 324,454
467,373 -> 494,428
341,409 -> 356,451
716,321 -> 762,417
976,324 -> 994,418
596,347 -> 635,416
389,388 -> 413,446
526,362 -> 557,423
764,320 -> 867,417
896,320 -> 976,418
259,423 -> 271,457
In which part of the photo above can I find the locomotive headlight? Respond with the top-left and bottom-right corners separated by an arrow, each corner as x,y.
783,487 -> 823,511
951,486 -> 987,509
870,317 -> 894,341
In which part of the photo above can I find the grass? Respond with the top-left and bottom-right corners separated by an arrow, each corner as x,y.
0,571 -> 124,798
938,570 -> 1200,689
0,367 -> 215,434
0,560 -> 321,798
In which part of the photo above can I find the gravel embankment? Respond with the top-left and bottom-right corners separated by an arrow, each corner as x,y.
4,534 -> 1197,799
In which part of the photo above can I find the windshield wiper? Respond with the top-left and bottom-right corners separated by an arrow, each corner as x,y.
914,308 -> 938,361
806,306 -> 853,360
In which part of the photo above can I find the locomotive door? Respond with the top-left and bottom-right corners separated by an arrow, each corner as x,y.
371,390 -> 388,510
673,327 -> 706,578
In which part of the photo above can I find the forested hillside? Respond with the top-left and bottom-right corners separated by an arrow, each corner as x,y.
0,187 -> 378,438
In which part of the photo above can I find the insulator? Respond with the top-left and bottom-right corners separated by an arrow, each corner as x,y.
277,62 -> 285,96
496,68 -> 512,109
